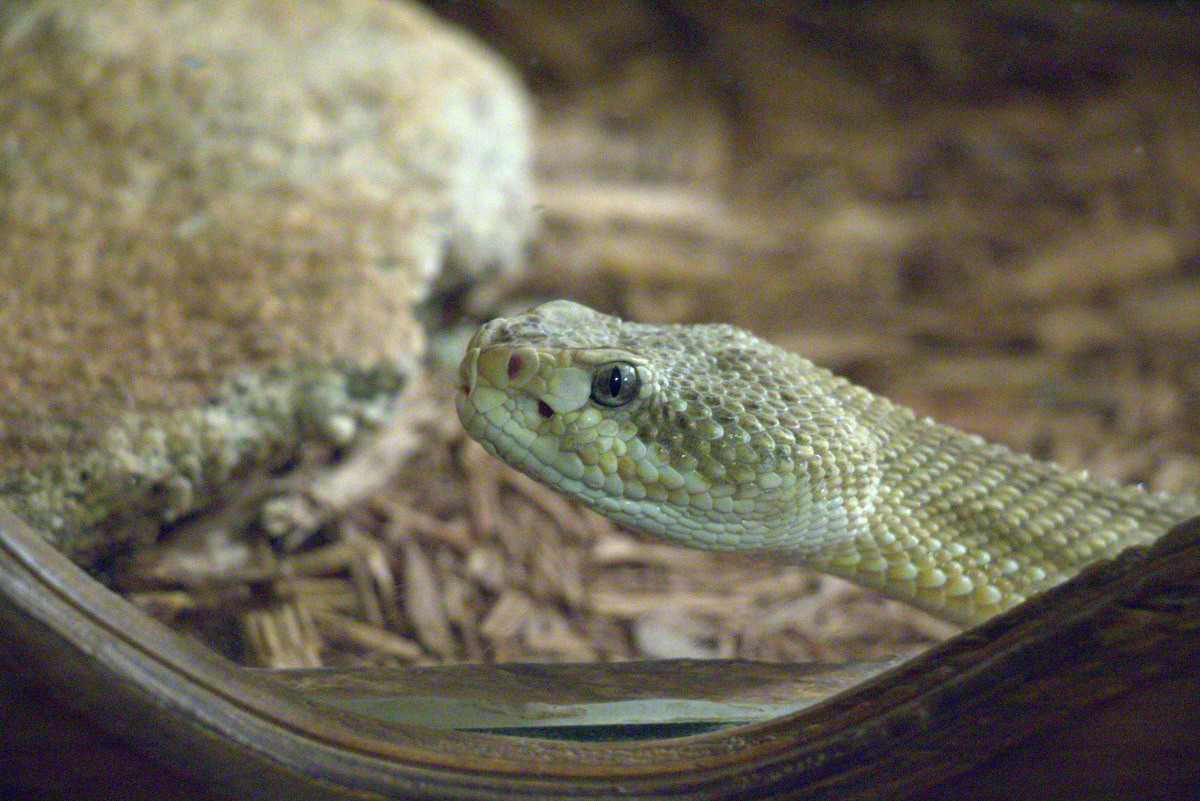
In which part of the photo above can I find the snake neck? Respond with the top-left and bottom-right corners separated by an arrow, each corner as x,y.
809,403 -> 1198,625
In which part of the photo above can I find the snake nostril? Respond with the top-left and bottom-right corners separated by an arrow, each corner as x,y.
508,355 -> 523,380
538,400 -> 553,418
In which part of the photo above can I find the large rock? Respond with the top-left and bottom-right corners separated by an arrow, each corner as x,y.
0,0 -> 534,556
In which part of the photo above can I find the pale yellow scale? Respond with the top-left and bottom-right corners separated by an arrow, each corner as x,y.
457,300 -> 1199,625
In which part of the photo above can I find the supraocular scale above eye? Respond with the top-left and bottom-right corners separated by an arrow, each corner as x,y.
590,362 -> 639,407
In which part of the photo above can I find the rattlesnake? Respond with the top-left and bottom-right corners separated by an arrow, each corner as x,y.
458,300 -> 1198,624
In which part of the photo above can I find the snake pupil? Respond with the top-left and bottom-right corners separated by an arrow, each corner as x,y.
607,369 -> 622,397
591,362 -> 639,407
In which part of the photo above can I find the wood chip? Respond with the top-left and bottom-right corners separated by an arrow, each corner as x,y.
312,611 -> 424,662
398,535 -> 458,660
241,601 -> 322,670
480,589 -> 597,662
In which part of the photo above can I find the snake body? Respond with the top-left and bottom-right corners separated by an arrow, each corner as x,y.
457,300 -> 1198,624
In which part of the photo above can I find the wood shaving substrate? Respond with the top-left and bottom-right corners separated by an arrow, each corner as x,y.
124,387 -> 953,671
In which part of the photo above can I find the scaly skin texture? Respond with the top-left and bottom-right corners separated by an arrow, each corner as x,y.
457,300 -> 1199,624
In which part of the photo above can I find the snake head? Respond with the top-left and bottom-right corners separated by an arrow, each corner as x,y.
458,301 -> 881,556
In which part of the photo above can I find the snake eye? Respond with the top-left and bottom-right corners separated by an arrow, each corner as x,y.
590,362 -> 640,407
